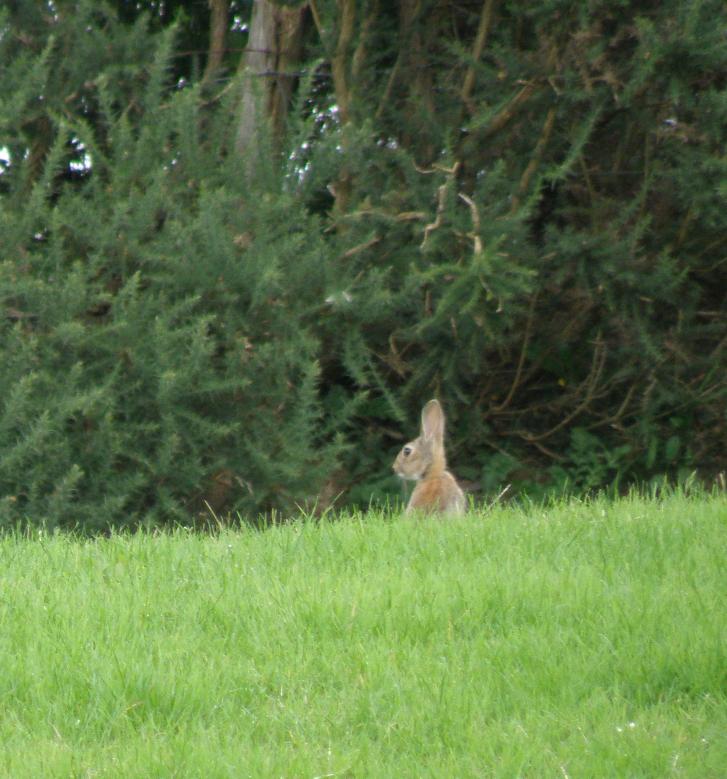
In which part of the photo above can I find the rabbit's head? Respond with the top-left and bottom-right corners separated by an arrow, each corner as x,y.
393,399 -> 448,481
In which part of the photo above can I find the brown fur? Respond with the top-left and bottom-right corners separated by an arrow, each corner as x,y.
393,399 -> 465,515
409,473 -> 462,513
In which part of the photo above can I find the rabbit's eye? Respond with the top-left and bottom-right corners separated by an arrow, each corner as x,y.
403,446 -> 412,456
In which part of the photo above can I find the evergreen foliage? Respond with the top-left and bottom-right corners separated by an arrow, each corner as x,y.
0,3 -> 345,527
0,1 -> 724,527
300,0 -> 727,502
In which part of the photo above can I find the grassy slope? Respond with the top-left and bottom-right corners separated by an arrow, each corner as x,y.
0,493 -> 725,777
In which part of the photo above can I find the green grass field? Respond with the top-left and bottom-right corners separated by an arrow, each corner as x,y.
0,492 -> 725,777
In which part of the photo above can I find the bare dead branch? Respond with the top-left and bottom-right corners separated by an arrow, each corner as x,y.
461,0 -> 497,114
341,235 -> 381,258
511,105 -> 556,212
492,294 -> 538,413
421,184 -> 449,249
375,335 -> 411,378
522,436 -> 568,462
521,339 -> 608,443
483,81 -> 540,139
458,192 -> 483,254
419,161 -> 461,249
331,208 -> 426,226
395,211 -> 427,222
486,483 -> 512,509
414,162 -> 461,175
586,381 -> 639,431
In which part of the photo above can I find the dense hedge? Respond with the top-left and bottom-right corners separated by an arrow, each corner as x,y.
0,1 -> 724,528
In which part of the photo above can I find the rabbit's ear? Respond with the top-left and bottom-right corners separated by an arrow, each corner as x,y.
421,399 -> 445,444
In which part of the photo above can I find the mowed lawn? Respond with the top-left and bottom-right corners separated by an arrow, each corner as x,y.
0,493 -> 725,777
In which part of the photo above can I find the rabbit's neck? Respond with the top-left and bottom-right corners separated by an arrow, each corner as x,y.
424,450 -> 447,478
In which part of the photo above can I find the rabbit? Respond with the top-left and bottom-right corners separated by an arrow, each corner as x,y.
393,399 -> 465,515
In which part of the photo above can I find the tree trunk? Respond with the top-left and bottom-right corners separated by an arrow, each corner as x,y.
235,0 -> 307,175
202,0 -> 229,85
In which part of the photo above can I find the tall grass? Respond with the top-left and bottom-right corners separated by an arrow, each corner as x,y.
0,492 -> 725,777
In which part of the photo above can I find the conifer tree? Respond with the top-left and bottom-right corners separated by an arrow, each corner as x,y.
0,1 -> 724,529
0,3 -> 346,527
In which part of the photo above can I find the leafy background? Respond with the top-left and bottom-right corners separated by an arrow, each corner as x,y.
0,0 -> 724,528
